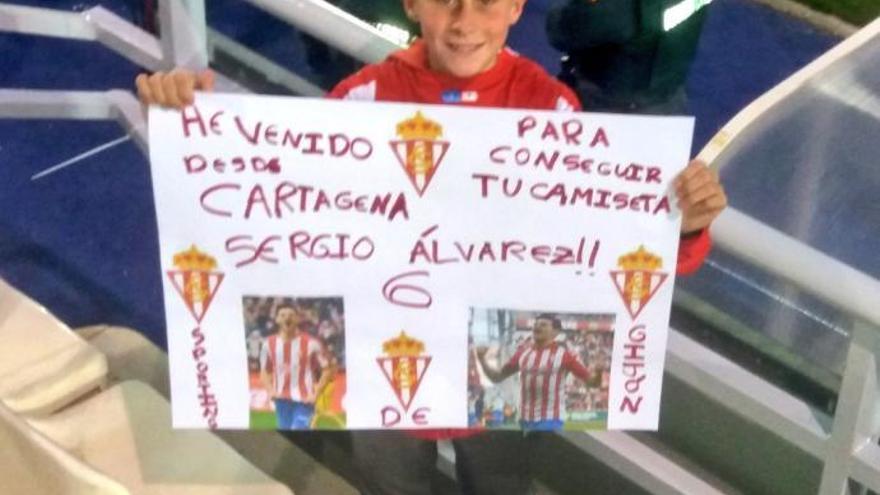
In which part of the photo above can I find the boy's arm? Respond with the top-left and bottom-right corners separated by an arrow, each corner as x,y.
674,160 -> 727,274
135,69 -> 215,109
563,351 -> 591,383
677,229 -> 712,275
476,346 -> 519,384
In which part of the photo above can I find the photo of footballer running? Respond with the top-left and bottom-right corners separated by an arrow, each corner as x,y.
243,296 -> 346,430
469,308 -> 614,431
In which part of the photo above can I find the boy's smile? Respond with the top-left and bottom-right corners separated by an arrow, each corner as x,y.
405,0 -> 525,78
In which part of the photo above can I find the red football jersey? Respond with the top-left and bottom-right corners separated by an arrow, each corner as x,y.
503,342 -> 590,422
329,40 -> 580,110
327,40 -> 711,439
328,40 -> 710,275
260,333 -> 328,402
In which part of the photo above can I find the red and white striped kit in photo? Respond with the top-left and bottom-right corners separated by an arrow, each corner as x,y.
260,333 -> 328,402
503,342 -> 590,422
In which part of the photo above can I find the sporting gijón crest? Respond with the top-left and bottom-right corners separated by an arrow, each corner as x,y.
377,331 -> 432,412
610,246 -> 668,320
389,111 -> 450,197
167,245 -> 224,323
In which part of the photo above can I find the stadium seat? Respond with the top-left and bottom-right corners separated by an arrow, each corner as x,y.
77,325 -> 170,397
26,380 -> 293,494
0,284 -> 304,494
0,396 -> 129,494
77,325 -> 359,495
0,278 -> 108,417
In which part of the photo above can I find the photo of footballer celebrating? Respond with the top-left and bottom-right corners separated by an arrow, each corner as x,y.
470,308 -> 614,430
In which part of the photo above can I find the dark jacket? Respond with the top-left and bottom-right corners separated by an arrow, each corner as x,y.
547,0 -> 710,113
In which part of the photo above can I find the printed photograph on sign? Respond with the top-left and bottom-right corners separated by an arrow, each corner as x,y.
469,308 -> 615,431
243,296 -> 346,430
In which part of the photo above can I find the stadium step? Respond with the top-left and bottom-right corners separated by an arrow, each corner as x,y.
0,278 -> 108,417
27,380 -> 292,494
77,324 -> 359,495
0,279 -> 299,494
0,396 -> 128,494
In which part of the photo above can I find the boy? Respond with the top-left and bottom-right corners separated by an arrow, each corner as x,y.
137,1 -> 726,493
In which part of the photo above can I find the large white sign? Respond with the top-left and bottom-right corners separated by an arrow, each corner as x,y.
149,93 -> 693,431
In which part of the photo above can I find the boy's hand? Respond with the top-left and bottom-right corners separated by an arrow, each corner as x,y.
135,69 -> 215,109
674,160 -> 727,234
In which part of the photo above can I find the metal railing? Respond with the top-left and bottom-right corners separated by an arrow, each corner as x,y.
2,1 -> 879,493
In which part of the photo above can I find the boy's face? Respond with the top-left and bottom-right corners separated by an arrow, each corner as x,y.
404,0 -> 525,78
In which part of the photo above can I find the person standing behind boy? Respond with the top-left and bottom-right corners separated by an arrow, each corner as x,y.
137,1 -> 727,492
546,0 -> 712,114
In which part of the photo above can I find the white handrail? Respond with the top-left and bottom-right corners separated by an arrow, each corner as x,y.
697,15 -> 880,168
86,7 -> 164,71
243,0 -> 403,63
0,89 -> 119,120
561,429 -> 731,495
666,329 -> 830,455
853,443 -> 880,492
0,89 -> 147,151
0,4 -> 164,71
207,29 -> 325,97
3,3 -> 880,494
158,0 -> 208,69
711,208 -> 880,329
0,4 -> 96,40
